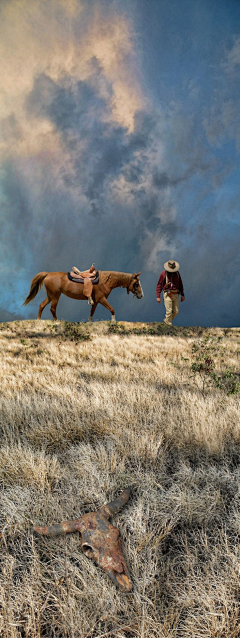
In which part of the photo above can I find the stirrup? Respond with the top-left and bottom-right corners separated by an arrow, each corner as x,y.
88,296 -> 94,306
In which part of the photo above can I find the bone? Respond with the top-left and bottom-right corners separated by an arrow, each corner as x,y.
100,487 -> 131,518
34,520 -> 82,535
107,569 -> 133,592
34,489 -> 132,592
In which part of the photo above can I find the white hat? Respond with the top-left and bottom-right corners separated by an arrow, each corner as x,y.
164,259 -> 180,272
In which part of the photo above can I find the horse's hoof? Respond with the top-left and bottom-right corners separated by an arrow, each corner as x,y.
88,297 -> 94,306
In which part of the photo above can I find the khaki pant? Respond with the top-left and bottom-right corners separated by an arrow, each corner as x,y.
163,292 -> 179,325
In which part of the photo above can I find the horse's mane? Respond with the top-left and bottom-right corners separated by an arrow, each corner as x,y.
99,271 -> 132,288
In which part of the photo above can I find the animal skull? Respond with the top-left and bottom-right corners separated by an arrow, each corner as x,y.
34,488 -> 132,592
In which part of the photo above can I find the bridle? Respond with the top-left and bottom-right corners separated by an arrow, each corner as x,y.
126,275 -> 134,295
126,276 -> 140,296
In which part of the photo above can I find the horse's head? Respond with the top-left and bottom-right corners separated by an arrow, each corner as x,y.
127,272 -> 144,298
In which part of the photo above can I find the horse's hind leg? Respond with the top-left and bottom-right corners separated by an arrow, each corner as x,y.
38,296 -> 51,319
50,294 -> 61,321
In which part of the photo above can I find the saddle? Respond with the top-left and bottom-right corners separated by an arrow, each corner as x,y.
68,264 -> 99,284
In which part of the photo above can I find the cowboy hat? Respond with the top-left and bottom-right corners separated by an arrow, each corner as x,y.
164,259 -> 180,272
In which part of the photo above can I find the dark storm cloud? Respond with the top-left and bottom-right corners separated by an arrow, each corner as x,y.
26,73 -> 106,134
24,67 -> 174,277
26,72 -> 156,207
152,163 -> 212,189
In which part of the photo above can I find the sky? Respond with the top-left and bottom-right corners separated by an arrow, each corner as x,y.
0,0 -> 240,326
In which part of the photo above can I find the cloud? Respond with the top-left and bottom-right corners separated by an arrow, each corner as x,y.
223,36 -> 240,75
203,37 -> 240,150
0,0 -> 239,326
0,0 -> 144,162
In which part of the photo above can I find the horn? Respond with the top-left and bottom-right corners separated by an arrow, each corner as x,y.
34,519 -> 83,536
135,272 -> 141,277
100,488 -> 131,518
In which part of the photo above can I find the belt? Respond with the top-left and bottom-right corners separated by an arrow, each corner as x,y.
164,289 -> 179,294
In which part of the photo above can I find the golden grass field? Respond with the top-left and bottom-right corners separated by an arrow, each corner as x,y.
0,319 -> 239,638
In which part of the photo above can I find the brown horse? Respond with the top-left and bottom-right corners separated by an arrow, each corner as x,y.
23,270 -> 143,321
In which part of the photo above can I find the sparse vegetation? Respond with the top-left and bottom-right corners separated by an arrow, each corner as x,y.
0,320 -> 239,638
191,335 -> 240,396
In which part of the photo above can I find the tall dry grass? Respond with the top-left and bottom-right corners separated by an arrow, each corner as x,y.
0,320 -> 239,638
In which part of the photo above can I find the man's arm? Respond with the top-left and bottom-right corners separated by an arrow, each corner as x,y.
178,273 -> 185,301
156,272 -> 165,303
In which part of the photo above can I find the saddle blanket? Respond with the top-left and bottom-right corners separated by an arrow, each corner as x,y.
68,271 -> 99,284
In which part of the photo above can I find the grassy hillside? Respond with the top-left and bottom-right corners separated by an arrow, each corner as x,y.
0,320 -> 239,638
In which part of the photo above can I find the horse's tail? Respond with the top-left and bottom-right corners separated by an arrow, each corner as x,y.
23,272 -> 49,306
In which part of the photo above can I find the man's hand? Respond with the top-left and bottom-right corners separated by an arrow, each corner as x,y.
181,295 -> 185,302
157,298 -> 161,303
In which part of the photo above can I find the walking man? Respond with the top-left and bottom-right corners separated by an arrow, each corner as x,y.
156,259 -> 185,326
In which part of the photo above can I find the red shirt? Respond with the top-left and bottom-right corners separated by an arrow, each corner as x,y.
156,270 -> 184,297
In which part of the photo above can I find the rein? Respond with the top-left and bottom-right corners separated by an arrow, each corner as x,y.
126,275 -> 134,295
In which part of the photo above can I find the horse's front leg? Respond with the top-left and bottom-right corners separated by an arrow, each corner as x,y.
99,296 -> 116,322
88,302 -> 98,322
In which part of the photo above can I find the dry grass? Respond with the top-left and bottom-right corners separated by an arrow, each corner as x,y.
0,320 -> 239,638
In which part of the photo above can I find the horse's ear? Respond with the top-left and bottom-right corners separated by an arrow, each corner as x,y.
135,271 -> 142,277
